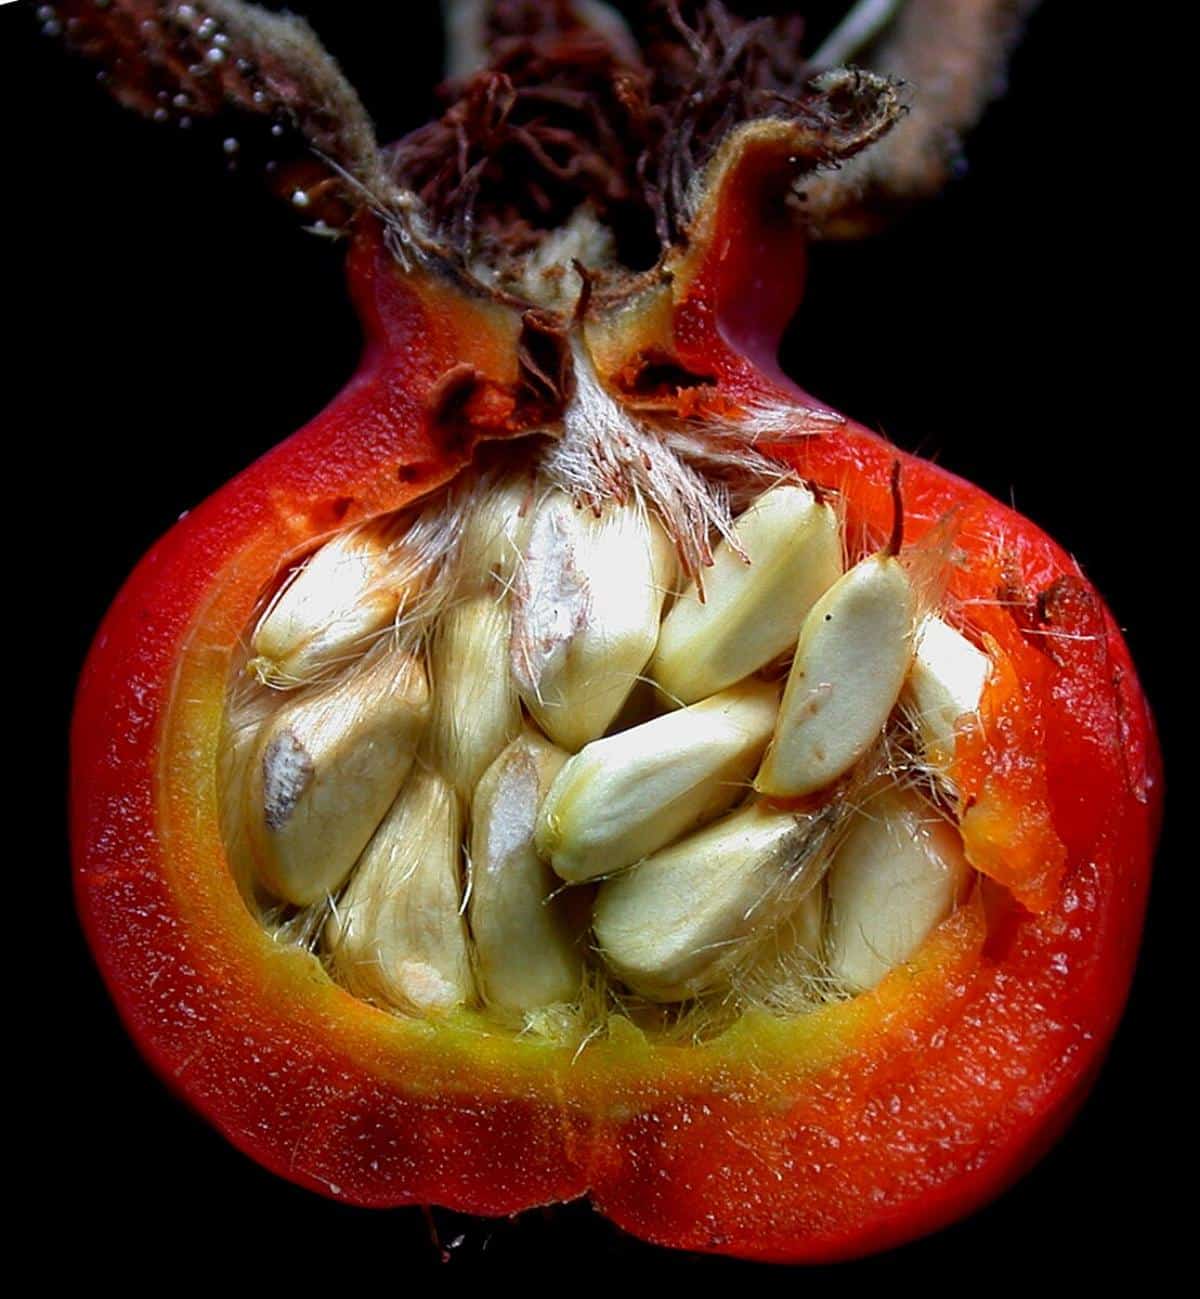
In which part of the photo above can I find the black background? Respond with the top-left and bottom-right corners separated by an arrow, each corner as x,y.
9,0 -> 1175,1276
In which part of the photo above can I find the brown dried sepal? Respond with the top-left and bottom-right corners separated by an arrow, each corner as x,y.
53,0 -> 1043,265
389,3 -> 906,273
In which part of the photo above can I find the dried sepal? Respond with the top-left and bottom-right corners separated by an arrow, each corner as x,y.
51,0 -> 411,230
442,0 -> 640,84
53,0 -> 1040,272
393,1 -> 906,280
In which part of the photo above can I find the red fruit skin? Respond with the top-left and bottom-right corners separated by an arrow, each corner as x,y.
71,204 -> 1161,1263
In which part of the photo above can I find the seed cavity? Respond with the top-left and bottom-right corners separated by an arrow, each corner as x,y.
223,434 -> 992,1041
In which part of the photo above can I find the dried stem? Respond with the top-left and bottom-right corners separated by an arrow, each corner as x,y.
54,1 -> 1044,253
802,0 -> 1045,237
812,0 -> 904,68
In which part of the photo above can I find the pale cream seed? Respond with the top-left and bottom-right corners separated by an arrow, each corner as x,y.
243,648 -> 430,906
250,520 -> 404,686
429,594 -> 523,798
594,799 -> 827,1002
469,731 -> 583,1014
903,614 -> 990,770
325,768 -> 473,1015
825,787 -> 972,992
652,483 -> 842,703
509,491 -> 676,751
756,553 -> 915,798
536,678 -> 780,883
457,472 -> 534,592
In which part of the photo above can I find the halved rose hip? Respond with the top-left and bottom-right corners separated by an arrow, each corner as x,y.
65,0 -> 1161,1264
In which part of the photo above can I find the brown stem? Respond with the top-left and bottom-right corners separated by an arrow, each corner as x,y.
442,0 -> 491,81
803,0 -> 1044,238
887,459 -> 904,557
812,0 -> 903,67
51,0 -> 399,210
53,1 -> 1044,266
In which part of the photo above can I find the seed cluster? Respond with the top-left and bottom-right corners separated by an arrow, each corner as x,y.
222,464 -> 988,1035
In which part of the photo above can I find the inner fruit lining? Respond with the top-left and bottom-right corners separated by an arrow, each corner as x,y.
219,392 -> 988,1044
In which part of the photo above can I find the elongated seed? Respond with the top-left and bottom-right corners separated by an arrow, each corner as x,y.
510,490 -> 676,751
537,678 -> 780,883
220,687 -> 282,903
723,878 -> 826,1011
594,800 -> 826,1001
825,788 -> 971,991
244,648 -> 430,905
429,595 -> 522,797
903,615 -> 990,767
250,521 -> 403,684
469,731 -> 583,1013
652,484 -> 842,703
326,768 -> 473,1014
756,554 -> 915,797
458,472 -> 533,591
780,882 -> 825,976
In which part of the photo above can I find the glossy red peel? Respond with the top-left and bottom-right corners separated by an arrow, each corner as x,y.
73,213 -> 1159,1263
66,2 -> 1160,1265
